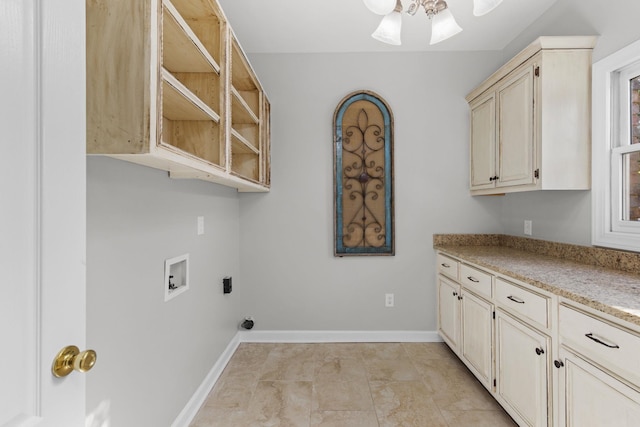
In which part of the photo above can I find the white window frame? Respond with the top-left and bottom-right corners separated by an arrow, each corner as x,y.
593,38 -> 640,251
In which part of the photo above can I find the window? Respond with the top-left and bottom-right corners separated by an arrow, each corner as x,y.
593,39 -> 640,251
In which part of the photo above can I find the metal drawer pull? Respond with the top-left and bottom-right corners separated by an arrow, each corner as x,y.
554,360 -> 564,369
452,291 -> 458,296
585,333 -> 620,349
467,276 -> 480,283
441,263 -> 450,268
507,295 -> 525,304
535,347 -> 545,355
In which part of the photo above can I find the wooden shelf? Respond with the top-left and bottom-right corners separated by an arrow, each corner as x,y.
170,0 -> 224,68
87,0 -> 270,192
231,38 -> 258,91
231,87 -> 259,124
162,69 -> 219,122
231,152 -> 260,183
231,129 -> 259,154
163,1 -> 220,74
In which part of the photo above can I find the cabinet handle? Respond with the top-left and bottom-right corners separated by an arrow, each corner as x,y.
507,295 -> 525,304
452,291 -> 458,297
585,333 -> 620,349
554,360 -> 564,369
458,295 -> 463,300
489,176 -> 495,181
466,276 -> 480,283
441,263 -> 450,268
535,347 -> 545,356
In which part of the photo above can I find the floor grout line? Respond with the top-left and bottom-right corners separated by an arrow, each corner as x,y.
190,342 -> 517,427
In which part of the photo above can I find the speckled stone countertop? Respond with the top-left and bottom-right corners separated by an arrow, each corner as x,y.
434,234 -> 640,328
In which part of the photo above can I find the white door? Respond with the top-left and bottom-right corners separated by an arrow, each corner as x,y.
437,276 -> 460,351
1,0 -> 87,426
495,310 -> 549,427
559,348 -> 640,427
469,91 -> 496,190
461,291 -> 493,389
497,63 -> 535,188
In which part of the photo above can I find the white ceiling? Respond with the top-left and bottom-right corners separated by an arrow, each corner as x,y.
217,0 -> 559,54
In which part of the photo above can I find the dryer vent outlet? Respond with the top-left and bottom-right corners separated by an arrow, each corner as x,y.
241,317 -> 254,330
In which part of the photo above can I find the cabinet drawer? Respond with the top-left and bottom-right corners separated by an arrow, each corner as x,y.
495,278 -> 549,328
437,253 -> 459,280
559,304 -> 640,384
460,264 -> 492,298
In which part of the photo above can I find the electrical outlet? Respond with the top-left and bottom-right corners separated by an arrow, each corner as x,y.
197,216 -> 204,235
385,293 -> 394,308
524,220 -> 532,236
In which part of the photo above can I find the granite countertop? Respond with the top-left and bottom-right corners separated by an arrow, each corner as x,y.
434,235 -> 640,328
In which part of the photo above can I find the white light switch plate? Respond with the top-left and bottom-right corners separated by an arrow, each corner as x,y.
524,220 -> 532,236
197,216 -> 204,235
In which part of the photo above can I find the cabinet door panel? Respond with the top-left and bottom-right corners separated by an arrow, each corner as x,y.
561,349 -> 640,427
461,291 -> 493,388
496,310 -> 548,427
497,65 -> 535,187
438,276 -> 460,351
470,92 -> 496,190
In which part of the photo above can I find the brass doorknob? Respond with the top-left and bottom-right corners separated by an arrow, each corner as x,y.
52,345 -> 97,378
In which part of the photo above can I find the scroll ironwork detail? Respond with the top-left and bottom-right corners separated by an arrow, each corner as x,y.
334,91 -> 394,256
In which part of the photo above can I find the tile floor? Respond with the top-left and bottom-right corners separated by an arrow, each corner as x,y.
190,342 -> 517,427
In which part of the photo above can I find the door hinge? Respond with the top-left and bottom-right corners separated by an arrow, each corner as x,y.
493,379 -> 496,387
534,66 -> 540,77
534,169 -> 539,179
492,311 -> 495,319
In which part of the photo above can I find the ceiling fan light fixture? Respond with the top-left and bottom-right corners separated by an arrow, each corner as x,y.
372,9 -> 403,45
363,0 -> 397,16
430,7 -> 462,45
473,0 -> 503,16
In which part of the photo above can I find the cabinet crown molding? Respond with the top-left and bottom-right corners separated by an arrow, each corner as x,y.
465,35 -> 598,103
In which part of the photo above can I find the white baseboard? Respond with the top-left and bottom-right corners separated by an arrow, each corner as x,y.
173,330 -> 441,426
238,330 -> 442,343
171,333 -> 241,427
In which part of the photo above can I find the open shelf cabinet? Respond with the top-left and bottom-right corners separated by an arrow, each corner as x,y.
87,0 -> 270,192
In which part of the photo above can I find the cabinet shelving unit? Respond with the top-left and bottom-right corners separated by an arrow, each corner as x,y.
466,36 -> 596,196
87,0 -> 270,192
229,34 -> 267,183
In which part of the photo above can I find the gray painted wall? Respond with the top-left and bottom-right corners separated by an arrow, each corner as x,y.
86,157 -> 242,426
495,0 -> 640,245
85,1 -> 640,423
238,51 -> 504,332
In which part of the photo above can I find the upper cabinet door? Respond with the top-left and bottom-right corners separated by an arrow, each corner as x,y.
496,63 -> 535,188
470,91 -> 496,190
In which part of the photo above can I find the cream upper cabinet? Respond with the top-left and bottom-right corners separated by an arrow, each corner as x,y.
467,36 -> 596,195
496,62 -> 535,188
469,92 -> 496,190
87,0 -> 270,192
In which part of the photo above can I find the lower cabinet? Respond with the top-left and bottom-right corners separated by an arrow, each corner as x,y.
437,275 -> 461,351
461,290 -> 493,389
495,310 -> 550,427
559,348 -> 640,426
436,250 -> 640,427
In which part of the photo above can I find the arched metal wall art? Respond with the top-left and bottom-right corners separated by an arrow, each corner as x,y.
334,91 -> 394,256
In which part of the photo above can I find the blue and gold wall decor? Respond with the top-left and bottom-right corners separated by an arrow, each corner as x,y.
334,91 -> 394,256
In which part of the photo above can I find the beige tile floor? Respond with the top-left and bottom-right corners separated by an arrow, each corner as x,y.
190,342 -> 517,427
